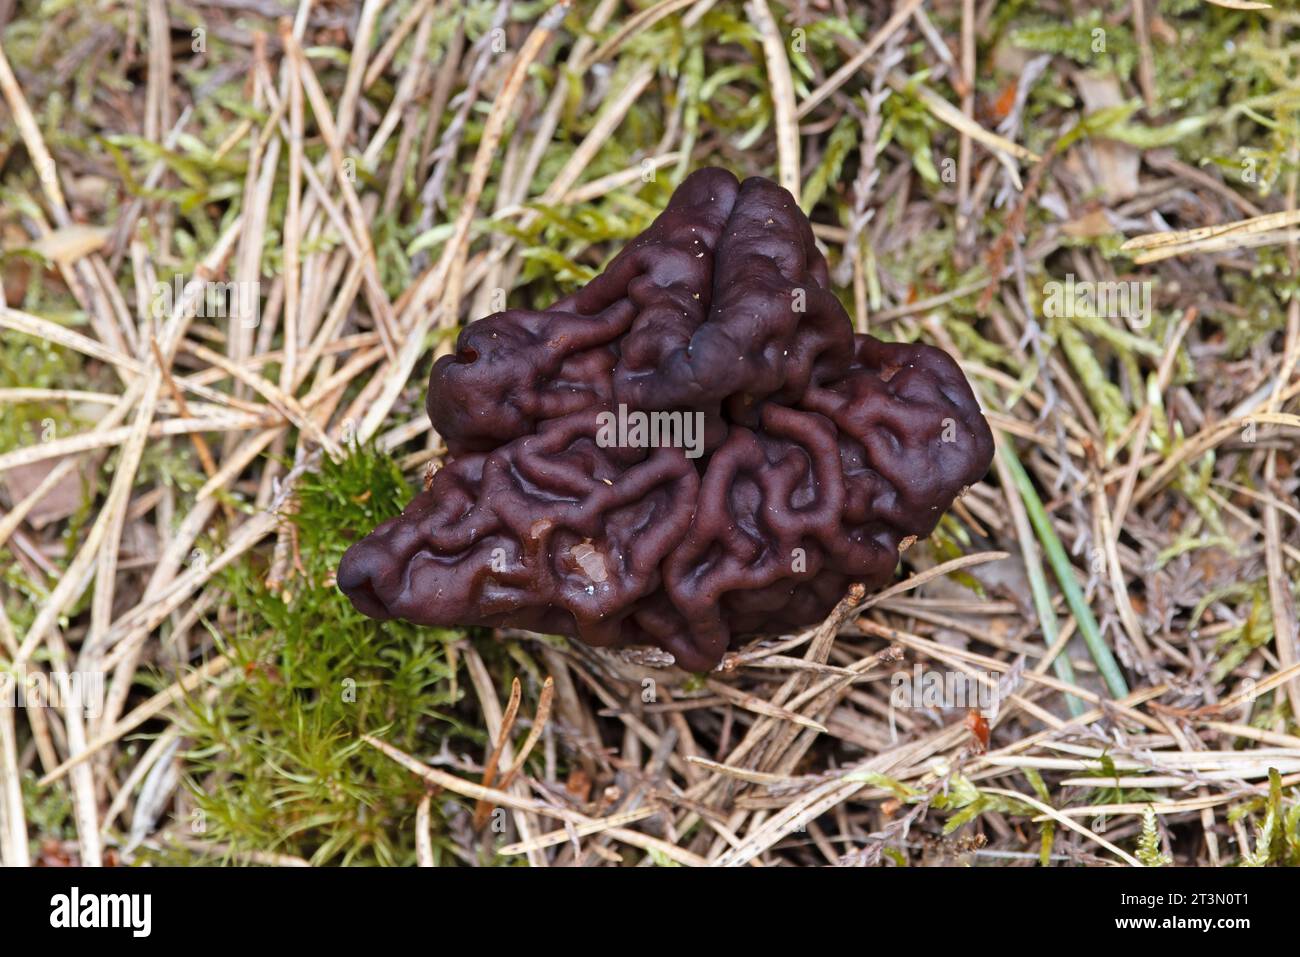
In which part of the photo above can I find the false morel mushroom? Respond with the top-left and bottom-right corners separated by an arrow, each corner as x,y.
337,168 -> 995,671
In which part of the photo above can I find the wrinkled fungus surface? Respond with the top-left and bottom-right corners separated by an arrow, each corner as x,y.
338,168 -> 994,671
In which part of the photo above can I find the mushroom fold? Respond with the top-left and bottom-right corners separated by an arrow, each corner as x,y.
338,168 -> 995,671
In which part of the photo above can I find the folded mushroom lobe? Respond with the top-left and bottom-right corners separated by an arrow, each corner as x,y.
339,167 -> 995,669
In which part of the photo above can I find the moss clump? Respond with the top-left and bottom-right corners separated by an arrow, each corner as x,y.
174,444 -> 474,866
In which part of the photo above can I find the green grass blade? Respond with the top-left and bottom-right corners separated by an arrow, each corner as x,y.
999,442 -> 1130,700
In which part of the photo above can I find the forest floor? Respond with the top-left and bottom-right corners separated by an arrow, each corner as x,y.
0,0 -> 1298,867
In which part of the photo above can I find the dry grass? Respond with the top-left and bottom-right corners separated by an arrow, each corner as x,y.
0,0 -> 1297,867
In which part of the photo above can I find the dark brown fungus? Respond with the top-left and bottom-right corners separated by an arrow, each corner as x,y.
338,168 -> 994,671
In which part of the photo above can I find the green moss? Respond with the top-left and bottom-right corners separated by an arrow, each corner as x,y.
0,329 -> 87,456
170,444 -> 483,866
1012,10 -> 1138,81
1136,807 -> 1172,867
1236,769 -> 1300,867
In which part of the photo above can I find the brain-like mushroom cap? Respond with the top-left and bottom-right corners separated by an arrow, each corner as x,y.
338,168 -> 994,671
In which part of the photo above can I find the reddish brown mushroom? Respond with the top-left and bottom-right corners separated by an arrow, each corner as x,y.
338,168 -> 994,671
